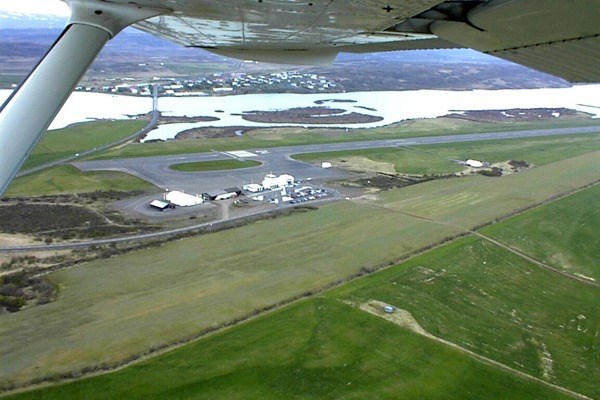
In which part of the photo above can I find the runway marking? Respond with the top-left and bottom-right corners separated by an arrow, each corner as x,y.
225,150 -> 257,158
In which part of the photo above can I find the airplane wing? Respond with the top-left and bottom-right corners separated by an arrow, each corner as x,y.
132,0 -> 600,82
1,0 -> 599,195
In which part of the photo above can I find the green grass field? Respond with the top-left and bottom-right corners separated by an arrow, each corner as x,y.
163,61 -> 237,75
0,202 -> 461,387
4,165 -> 154,197
293,132 -> 600,175
331,233 -> 600,398
480,184 -> 600,282
21,120 -> 146,170
1,150 -> 598,390
169,159 -> 262,172
5,298 -> 577,400
89,118 -> 600,161
11,185 -> 597,399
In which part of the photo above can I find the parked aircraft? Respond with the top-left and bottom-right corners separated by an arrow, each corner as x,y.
0,0 -> 598,195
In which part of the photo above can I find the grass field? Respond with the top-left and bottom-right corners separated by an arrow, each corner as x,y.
10,186 -> 597,399
3,165 -> 154,197
21,120 -> 146,170
169,159 -> 262,172
373,150 -> 600,228
292,132 -> 600,175
480,184 -> 600,282
0,202 -> 461,387
163,62 -> 237,75
295,147 -> 461,175
5,298 -> 577,400
0,150 -> 598,389
331,233 -> 600,398
89,117 -> 600,161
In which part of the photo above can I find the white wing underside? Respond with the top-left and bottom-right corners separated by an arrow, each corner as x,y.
126,0 -> 600,82
1,0 -> 598,196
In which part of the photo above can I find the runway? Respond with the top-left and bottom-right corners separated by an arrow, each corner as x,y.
73,125 -> 600,195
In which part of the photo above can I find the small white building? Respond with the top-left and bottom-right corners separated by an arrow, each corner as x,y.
262,173 -> 294,190
243,183 -> 264,193
150,199 -> 172,211
466,159 -> 484,168
321,162 -> 332,169
165,191 -> 204,206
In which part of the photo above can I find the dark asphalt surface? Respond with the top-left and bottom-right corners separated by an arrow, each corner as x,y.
73,124 -> 600,194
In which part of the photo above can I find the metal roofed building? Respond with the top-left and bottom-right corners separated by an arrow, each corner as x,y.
165,190 -> 204,206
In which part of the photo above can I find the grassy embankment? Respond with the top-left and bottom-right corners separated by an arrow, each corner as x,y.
4,120 -> 154,197
0,149 -> 598,391
5,169 -> 599,399
20,120 -> 146,170
89,116 -> 600,160
4,166 -> 153,198
169,159 -> 262,172
293,132 -> 600,175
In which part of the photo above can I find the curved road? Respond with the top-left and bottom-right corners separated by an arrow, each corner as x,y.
0,190 -> 342,252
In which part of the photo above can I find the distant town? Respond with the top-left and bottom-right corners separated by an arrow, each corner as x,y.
73,70 -> 339,97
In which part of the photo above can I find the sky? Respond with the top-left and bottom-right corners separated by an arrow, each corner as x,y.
0,0 -> 70,16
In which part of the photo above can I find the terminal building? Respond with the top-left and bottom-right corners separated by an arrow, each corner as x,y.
262,173 -> 294,190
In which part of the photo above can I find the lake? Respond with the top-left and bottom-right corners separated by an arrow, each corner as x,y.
1,85 -> 599,143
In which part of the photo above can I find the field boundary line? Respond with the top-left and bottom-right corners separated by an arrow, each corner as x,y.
356,300 -> 593,400
354,180 -> 600,287
472,232 -> 598,287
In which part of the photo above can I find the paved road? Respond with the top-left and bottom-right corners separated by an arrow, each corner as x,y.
73,124 -> 600,194
0,189 -> 342,252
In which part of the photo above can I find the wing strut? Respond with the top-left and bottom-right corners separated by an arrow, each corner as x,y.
0,0 -> 167,195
